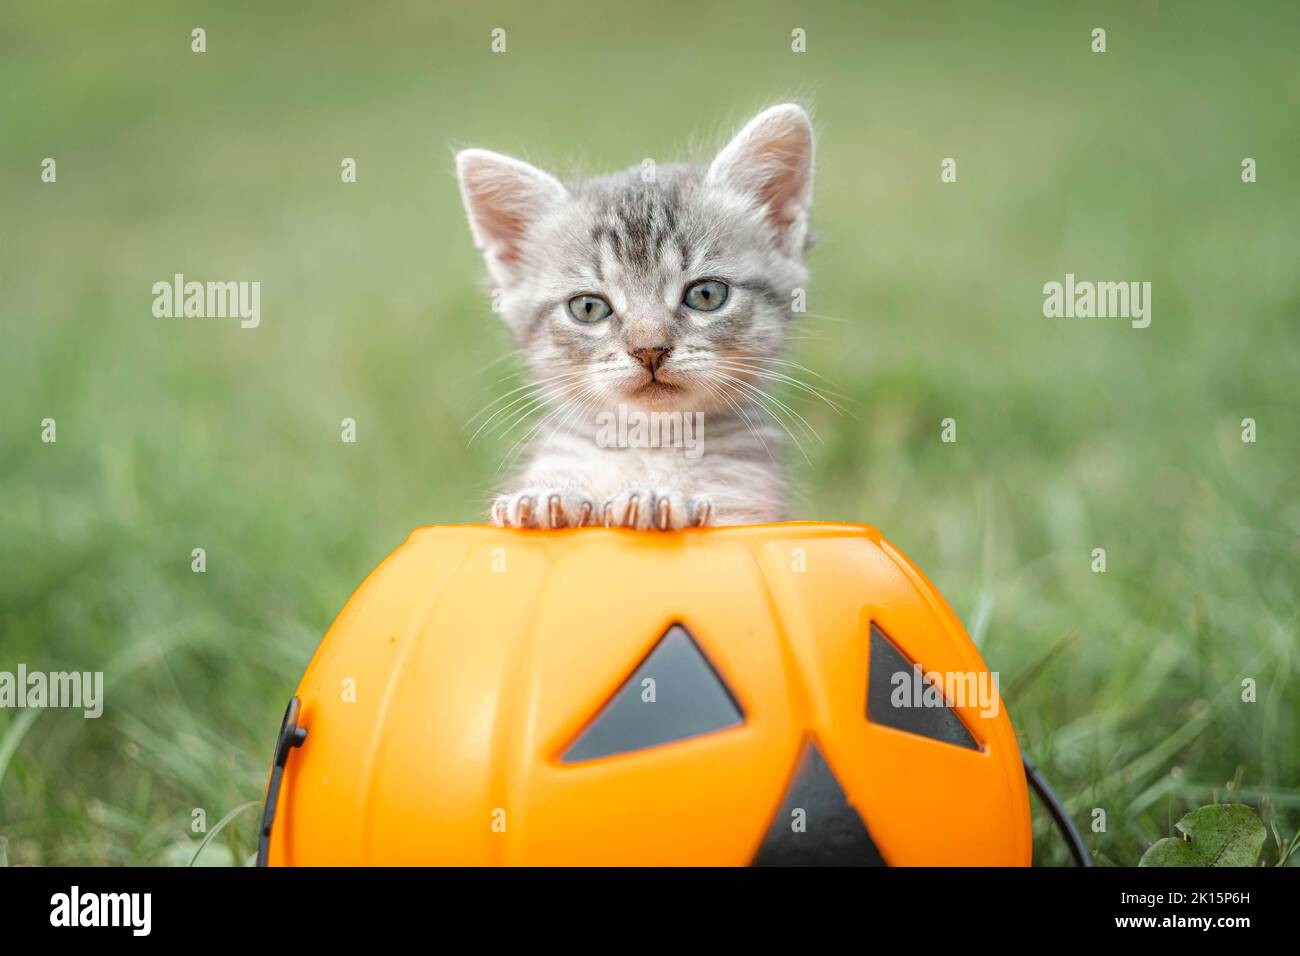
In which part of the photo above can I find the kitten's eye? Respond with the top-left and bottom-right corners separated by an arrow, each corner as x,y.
683,279 -> 729,312
568,294 -> 613,323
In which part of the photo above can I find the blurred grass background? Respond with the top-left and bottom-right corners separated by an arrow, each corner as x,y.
1,0 -> 1297,866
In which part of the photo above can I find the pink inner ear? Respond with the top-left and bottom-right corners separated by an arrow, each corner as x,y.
459,153 -> 565,266
464,181 -> 527,260
748,126 -> 812,230
710,108 -> 813,239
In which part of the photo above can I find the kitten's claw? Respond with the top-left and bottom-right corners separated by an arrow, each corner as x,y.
602,487 -> 713,531
694,498 -> 713,527
491,487 -> 597,529
623,492 -> 641,528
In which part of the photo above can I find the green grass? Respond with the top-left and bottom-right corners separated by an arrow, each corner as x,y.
1,0 -> 1297,866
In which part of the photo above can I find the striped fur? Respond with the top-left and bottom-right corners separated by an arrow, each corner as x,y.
457,105 -> 815,528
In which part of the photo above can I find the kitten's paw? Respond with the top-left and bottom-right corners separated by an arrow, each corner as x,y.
601,487 -> 714,531
491,487 -> 597,529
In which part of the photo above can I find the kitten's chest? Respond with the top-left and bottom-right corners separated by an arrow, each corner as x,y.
534,428 -> 707,485
587,437 -> 703,481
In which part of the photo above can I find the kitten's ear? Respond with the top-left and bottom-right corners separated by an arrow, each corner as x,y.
456,148 -> 567,286
707,104 -> 814,256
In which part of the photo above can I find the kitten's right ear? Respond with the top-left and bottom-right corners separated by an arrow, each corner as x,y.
455,149 -> 567,287
707,104 -> 814,257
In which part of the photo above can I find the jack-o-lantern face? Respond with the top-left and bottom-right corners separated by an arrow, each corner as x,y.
263,523 -> 1031,866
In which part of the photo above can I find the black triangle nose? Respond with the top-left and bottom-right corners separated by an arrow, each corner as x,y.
629,346 -> 671,371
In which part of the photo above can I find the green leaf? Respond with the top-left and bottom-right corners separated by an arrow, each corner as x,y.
1139,804 -> 1266,867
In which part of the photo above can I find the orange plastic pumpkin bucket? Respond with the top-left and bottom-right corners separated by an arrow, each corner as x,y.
260,523 -> 1032,866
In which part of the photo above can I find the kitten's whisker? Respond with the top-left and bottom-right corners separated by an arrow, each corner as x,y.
476,352 -> 521,374
461,353 -> 524,398
473,366 -> 524,393
468,360 -> 560,403
466,369 -> 588,432
713,361 -> 852,414
468,382 -> 586,442
707,371 -> 798,449
471,383 -> 575,445
700,376 -> 778,465
490,379 -> 591,442
717,356 -> 849,396
483,394 -> 552,442
712,370 -> 823,445
710,373 -> 811,464
469,387 -> 552,443
549,384 -> 605,443
498,383 -> 603,474
502,388 -> 601,474
725,355 -> 847,389
713,375 -> 819,459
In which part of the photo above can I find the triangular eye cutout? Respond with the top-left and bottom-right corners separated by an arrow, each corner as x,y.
561,624 -> 743,763
752,741 -> 885,866
866,623 -> 979,750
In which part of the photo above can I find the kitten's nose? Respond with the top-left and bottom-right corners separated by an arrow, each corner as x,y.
629,346 -> 672,372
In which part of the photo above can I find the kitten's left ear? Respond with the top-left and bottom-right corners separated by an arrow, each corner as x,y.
707,104 -> 814,256
456,148 -> 567,287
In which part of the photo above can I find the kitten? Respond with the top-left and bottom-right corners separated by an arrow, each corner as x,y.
456,104 -> 814,529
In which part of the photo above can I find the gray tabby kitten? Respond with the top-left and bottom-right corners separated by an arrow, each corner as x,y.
456,104 -> 814,529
